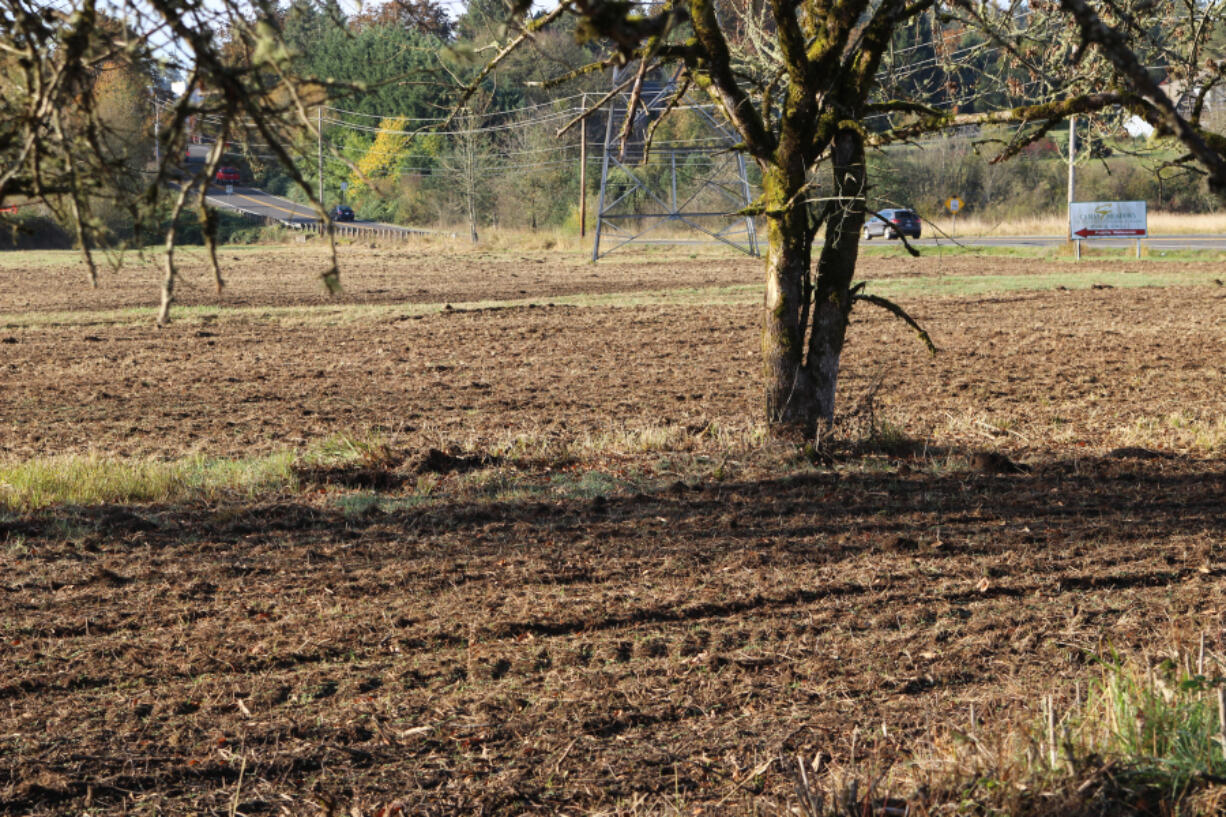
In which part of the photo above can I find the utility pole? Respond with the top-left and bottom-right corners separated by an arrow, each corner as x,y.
579,93 -> 587,238
1067,116 -> 1076,240
317,106 -> 324,206
463,108 -> 479,244
148,87 -> 161,165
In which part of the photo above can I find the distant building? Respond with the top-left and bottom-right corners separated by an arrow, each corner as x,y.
1123,116 -> 1154,138
1121,80 -> 1226,139
1159,79 -> 1226,129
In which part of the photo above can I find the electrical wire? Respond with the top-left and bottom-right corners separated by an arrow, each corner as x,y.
323,93 -> 591,121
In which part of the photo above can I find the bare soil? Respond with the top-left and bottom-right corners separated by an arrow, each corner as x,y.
1,247 -> 1225,815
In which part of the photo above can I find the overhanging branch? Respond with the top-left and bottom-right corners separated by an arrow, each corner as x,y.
444,0 -> 575,129
1057,0 -> 1226,195
871,92 -> 1137,147
851,288 -> 937,355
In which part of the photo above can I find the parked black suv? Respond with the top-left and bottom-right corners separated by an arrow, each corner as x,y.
862,208 -> 921,240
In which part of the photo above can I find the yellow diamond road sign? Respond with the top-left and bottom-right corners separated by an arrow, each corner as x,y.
946,196 -> 963,214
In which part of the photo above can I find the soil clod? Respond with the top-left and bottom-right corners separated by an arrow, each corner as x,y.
969,450 -> 1029,474
411,448 -> 500,474
1106,446 -> 1174,460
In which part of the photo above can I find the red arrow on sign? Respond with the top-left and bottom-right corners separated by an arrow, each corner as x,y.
1074,227 -> 1146,237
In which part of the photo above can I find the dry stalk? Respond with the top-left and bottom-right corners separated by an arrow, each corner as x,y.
1045,694 -> 1058,769
466,620 -> 478,682
788,753 -> 824,817
227,752 -> 247,817
1218,687 -> 1226,752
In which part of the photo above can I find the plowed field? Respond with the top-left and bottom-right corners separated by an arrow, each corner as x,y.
2,246 -> 1225,815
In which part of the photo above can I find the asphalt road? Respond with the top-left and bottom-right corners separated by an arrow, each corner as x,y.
183,144 -> 434,236
879,234 -> 1226,252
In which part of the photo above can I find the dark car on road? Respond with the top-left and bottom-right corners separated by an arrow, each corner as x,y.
215,166 -> 241,184
862,208 -> 921,240
332,205 -> 355,222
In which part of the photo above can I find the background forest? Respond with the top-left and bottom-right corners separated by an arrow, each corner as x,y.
251,0 -> 1226,235
7,0 -> 1225,249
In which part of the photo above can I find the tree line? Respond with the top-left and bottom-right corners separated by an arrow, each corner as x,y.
5,0 -> 1224,249
246,0 -> 1226,235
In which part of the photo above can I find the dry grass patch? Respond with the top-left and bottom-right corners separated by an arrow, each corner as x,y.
1115,413 -> 1226,457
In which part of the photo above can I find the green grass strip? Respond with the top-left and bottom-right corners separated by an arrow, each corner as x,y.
0,451 -> 299,511
861,267 -> 1224,299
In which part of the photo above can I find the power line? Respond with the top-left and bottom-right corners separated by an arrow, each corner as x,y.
323,93 -> 590,121
321,108 -> 583,135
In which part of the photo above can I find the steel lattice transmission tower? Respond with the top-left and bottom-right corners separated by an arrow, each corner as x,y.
591,65 -> 760,261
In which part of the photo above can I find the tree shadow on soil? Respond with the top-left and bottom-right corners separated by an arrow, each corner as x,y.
3,450 -> 1225,817
6,449 -> 1222,578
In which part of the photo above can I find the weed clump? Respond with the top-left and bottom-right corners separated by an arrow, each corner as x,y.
790,643 -> 1226,816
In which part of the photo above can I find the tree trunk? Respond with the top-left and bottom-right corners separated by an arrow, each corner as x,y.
761,167 -> 817,438
157,252 -> 176,326
807,129 -> 867,427
760,129 -> 867,439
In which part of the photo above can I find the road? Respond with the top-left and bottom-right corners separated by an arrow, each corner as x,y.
903,234 -> 1226,252
184,144 -> 435,237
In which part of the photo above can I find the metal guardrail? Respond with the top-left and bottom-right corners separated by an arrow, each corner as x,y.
201,192 -> 442,241
290,221 -> 441,240
202,194 -> 272,225
164,167 -> 451,240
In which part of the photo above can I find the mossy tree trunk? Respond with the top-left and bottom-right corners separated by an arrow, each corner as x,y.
808,129 -> 868,428
759,128 -> 867,439
760,167 -> 815,436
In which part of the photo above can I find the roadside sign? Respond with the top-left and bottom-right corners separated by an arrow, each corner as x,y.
340,181 -> 349,192
1069,200 -> 1147,259
945,196 -> 963,214
1072,226 -> 1147,237
1069,201 -> 1147,238
225,184 -> 233,195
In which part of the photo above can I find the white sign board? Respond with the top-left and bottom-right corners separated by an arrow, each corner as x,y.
1069,201 -> 1147,238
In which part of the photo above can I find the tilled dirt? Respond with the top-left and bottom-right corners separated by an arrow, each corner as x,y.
1,248 -> 1226,815
0,245 -> 765,313
1,250 -> 1223,461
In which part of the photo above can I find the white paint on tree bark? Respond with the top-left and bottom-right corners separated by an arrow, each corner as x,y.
813,300 -> 844,423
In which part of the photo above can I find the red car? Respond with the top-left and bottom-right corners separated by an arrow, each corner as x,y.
215,166 -> 241,184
